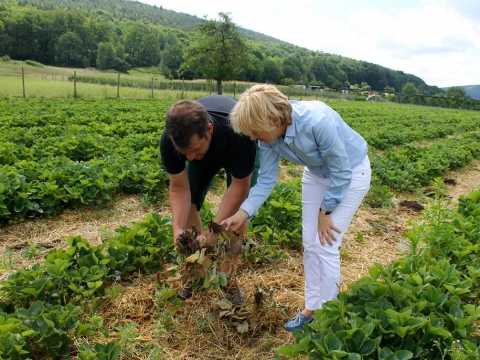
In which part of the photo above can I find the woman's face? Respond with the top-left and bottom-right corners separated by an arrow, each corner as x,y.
249,124 -> 285,144
249,130 -> 275,144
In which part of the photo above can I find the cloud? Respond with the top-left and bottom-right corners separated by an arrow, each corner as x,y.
140,0 -> 480,87
313,2 -> 480,86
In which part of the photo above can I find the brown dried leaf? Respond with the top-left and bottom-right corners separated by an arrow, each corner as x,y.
219,309 -> 236,318
237,321 -> 249,333
224,238 -> 243,256
216,298 -> 233,310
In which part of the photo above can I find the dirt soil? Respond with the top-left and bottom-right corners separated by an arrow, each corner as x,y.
0,160 -> 479,359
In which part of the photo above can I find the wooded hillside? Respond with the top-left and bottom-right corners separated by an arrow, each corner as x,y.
0,0 -> 444,94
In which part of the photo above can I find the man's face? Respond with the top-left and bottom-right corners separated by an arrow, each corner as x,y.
174,123 -> 213,161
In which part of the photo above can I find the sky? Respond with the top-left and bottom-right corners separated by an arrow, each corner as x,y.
138,0 -> 480,88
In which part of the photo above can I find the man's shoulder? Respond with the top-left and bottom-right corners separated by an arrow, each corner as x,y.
198,95 -> 238,114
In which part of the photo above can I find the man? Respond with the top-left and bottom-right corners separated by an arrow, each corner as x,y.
159,95 -> 258,305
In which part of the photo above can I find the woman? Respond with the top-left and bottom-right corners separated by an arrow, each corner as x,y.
221,84 -> 371,331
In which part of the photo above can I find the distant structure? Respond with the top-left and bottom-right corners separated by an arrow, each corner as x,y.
367,91 -> 377,101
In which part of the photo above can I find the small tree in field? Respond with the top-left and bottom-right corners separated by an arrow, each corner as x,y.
402,82 -> 419,95
384,85 -> 395,94
180,12 -> 248,95
445,86 -> 467,99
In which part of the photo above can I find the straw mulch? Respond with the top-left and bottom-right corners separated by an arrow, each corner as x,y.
0,160 -> 479,359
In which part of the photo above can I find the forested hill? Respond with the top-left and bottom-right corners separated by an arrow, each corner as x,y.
12,0 -> 283,43
442,85 -> 480,100
0,0 -> 443,95
463,85 -> 480,100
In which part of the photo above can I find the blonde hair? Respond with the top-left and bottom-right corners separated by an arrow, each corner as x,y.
230,84 -> 292,135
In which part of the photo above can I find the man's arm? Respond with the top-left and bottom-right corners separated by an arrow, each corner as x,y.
214,174 -> 252,224
169,168 -> 192,242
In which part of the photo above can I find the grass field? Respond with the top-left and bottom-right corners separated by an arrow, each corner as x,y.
0,60 -> 218,100
0,60 -> 352,102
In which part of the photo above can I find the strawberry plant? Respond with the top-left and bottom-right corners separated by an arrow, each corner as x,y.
275,182 -> 480,359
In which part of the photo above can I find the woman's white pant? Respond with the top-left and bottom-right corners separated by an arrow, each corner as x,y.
302,156 -> 371,311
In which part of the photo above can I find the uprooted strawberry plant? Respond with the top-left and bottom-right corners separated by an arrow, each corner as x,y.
175,222 -> 245,288
275,182 -> 480,359
0,196 -> 288,358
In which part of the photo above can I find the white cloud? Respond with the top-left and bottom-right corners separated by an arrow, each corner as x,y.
140,0 -> 480,87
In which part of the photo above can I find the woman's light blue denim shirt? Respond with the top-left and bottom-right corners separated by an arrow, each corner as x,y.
240,100 -> 367,218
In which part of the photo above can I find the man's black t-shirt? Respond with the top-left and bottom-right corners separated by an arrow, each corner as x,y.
160,95 -> 256,179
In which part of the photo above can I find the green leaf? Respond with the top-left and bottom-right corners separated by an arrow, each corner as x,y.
76,323 -> 96,337
359,339 -> 377,355
21,329 -> 36,337
105,341 -> 121,359
29,300 -> 44,316
449,304 -> 463,319
395,350 -> 414,360
324,332 -> 342,351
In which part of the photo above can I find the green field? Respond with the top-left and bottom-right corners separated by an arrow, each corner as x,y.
1,69 -> 480,359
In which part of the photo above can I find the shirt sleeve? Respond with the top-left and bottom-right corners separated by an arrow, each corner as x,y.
313,115 -> 352,212
240,141 -> 280,219
230,135 -> 256,179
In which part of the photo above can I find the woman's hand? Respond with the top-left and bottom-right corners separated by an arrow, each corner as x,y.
220,210 -> 249,231
317,213 -> 341,246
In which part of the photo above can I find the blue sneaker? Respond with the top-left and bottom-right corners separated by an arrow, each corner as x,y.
284,313 -> 313,332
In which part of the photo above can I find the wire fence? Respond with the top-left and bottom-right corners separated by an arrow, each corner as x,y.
9,67 -> 357,102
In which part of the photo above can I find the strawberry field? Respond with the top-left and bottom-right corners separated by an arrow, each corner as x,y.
1,98 -> 480,359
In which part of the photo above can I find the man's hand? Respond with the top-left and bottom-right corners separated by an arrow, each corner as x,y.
317,213 -> 341,246
201,229 -> 217,247
173,229 -> 185,247
220,210 -> 249,231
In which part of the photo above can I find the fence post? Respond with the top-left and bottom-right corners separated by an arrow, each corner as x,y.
22,67 -> 26,98
182,78 -> 185,99
117,73 -> 120,98
74,71 -> 77,98
233,82 -> 236,98
151,77 -> 154,99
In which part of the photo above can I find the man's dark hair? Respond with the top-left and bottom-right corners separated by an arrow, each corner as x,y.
165,100 -> 210,149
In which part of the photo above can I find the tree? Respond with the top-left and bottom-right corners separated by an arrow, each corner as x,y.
402,82 -> 419,95
180,12 -> 249,94
445,86 -> 467,99
159,42 -> 183,78
309,55 -> 328,84
237,46 -> 264,82
96,42 -> 130,72
384,86 -> 395,94
123,23 -> 161,67
96,42 -> 115,70
262,57 -> 283,84
55,31 -> 85,67
362,63 -> 388,91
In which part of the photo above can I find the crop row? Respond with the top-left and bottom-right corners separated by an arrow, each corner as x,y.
1,182 -> 480,358
277,185 -> 480,359
1,99 -> 480,226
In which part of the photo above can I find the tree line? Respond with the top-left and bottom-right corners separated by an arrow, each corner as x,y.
0,0 -> 445,95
